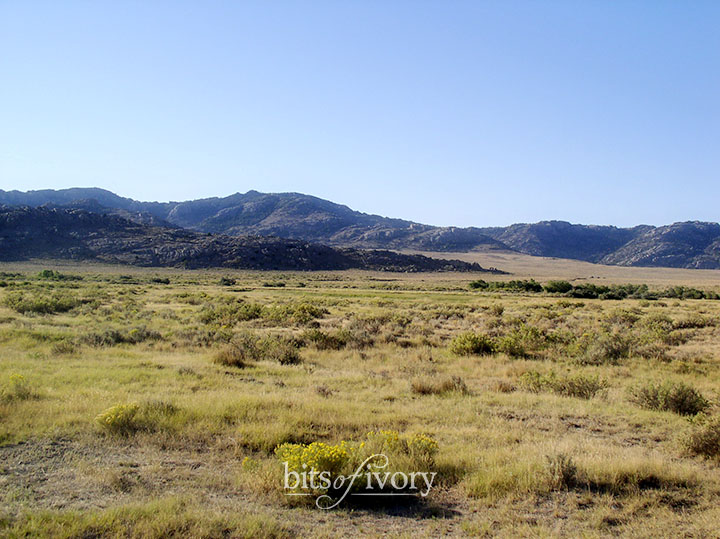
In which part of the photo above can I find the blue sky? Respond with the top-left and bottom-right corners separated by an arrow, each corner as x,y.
1,1 -> 718,227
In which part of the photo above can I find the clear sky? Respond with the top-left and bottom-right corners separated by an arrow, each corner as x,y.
1,1 -> 718,227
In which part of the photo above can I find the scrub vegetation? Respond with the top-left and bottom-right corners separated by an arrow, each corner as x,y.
1,263 -> 720,537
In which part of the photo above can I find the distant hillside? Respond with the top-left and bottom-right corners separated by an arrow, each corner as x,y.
476,221 -> 653,262
475,220 -> 720,269
599,222 -> 720,269
0,188 -> 505,252
0,206 -> 499,273
2,188 -> 720,269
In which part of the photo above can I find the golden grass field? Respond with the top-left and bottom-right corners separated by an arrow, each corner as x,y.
1,258 -> 720,538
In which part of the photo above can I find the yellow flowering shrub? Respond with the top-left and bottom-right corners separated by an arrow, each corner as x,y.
275,440 -> 358,478
2,373 -> 37,402
95,403 -> 140,436
407,433 -> 440,464
95,400 -> 180,436
274,430 -> 440,496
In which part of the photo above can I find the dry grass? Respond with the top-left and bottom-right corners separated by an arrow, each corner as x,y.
0,260 -> 719,536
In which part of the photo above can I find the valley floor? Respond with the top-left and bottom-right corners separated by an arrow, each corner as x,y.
410,249 -> 720,286
1,261 -> 720,537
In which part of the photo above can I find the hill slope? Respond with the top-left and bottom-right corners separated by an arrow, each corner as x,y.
0,206 -> 498,272
599,222 -> 720,269
0,188 -> 505,252
2,188 -> 720,269
476,221 -> 653,262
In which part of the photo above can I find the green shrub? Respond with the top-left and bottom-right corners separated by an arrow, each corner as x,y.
519,371 -> 607,399
301,329 -> 347,350
219,276 -> 237,286
213,333 -> 262,367
673,313 -> 715,329
81,326 -> 162,346
37,269 -> 82,281
663,286 -> 707,300
497,325 -> 546,358
485,280 -> 543,293
199,301 -> 264,325
566,283 -> 656,300
2,291 -> 82,314
630,381 -> 710,416
469,280 -> 488,290
261,336 -> 302,365
574,331 -> 633,365
544,281 -> 573,294
604,308 -> 640,327
449,332 -> 495,356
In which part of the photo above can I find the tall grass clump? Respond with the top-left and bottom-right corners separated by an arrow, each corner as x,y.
545,453 -> 578,490
2,498 -> 289,538
1,374 -> 37,402
213,333 -> 262,368
213,333 -> 301,367
683,416 -> 720,459
411,375 -> 469,396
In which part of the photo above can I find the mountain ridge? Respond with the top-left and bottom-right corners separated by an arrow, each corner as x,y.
0,206 -> 500,272
2,188 -> 719,269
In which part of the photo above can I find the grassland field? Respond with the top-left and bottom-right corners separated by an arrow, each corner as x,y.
1,259 -> 720,538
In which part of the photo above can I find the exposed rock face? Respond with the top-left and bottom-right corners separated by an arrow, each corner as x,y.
0,207 -> 501,273
598,222 -> 720,269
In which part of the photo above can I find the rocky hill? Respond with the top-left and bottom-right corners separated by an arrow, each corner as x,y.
2,188 -> 720,269
598,222 -> 720,269
475,221 -> 653,262
0,188 -> 505,252
0,206 -> 499,273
